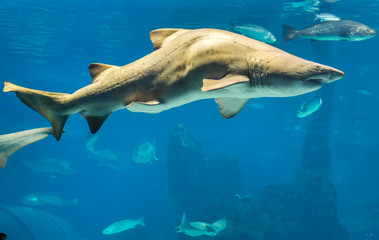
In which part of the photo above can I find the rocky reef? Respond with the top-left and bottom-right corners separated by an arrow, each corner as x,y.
168,86 -> 348,240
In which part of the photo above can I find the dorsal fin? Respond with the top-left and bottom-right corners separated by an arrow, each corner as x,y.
149,29 -> 184,50
88,63 -> 115,83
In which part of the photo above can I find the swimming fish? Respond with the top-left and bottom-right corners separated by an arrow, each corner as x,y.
102,217 -> 145,235
4,28 -> 343,140
314,13 -> 340,22
297,94 -> 322,118
19,157 -> 76,175
177,213 -> 226,237
85,134 -> 126,170
230,23 -> 276,43
356,89 -> 373,96
22,193 -> 78,207
132,140 -> 158,164
0,127 -> 53,168
283,20 -> 376,42
235,193 -> 252,201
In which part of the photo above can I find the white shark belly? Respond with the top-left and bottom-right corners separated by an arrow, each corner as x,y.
125,82 -> 287,114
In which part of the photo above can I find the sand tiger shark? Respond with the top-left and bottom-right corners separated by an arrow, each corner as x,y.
3,28 -> 344,141
0,127 -> 53,168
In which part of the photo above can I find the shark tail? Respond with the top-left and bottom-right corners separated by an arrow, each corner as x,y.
282,24 -> 298,42
3,82 -> 70,141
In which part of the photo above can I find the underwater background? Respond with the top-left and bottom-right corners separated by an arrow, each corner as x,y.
0,0 -> 378,239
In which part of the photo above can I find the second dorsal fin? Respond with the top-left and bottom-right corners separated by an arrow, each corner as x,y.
88,63 -> 115,83
149,28 -> 184,50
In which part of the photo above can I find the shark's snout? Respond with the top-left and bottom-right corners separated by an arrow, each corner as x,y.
304,67 -> 344,86
325,68 -> 344,83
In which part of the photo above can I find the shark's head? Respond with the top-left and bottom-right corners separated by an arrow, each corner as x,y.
249,52 -> 344,97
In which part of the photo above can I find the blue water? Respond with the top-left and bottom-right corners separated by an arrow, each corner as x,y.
0,0 -> 378,239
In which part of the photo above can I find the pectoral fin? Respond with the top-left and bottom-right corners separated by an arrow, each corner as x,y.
215,98 -> 249,118
201,74 -> 250,92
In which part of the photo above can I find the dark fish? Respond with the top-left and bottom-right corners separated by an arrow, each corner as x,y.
283,20 -> 376,42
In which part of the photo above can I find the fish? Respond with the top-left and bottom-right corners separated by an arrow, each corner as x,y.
283,20 -> 376,42
18,157 -> 76,175
230,23 -> 276,43
132,140 -> 158,164
297,94 -> 322,118
235,193 -> 252,201
177,213 -> 226,237
0,127 -> 53,168
3,28 -> 344,140
356,89 -> 373,96
85,134 -> 126,170
248,102 -> 265,109
102,217 -> 145,235
22,193 -> 78,207
283,0 -> 320,13
314,13 -> 340,22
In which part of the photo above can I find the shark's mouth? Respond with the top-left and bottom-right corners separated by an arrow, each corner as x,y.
304,78 -> 323,87
307,78 -> 323,84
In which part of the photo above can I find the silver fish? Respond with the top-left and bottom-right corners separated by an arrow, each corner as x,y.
102,217 -> 145,234
283,20 -> 376,42
0,127 -> 53,168
356,89 -> 373,96
297,94 -> 322,118
22,193 -> 78,207
231,23 -> 276,43
177,213 -> 226,237
315,13 -> 340,22
85,134 -> 126,170
19,157 -> 76,175
132,140 -> 158,164
4,28 -> 343,140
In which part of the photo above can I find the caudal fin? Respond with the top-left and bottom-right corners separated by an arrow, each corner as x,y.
3,82 -> 70,141
138,216 -> 146,227
282,24 -> 298,42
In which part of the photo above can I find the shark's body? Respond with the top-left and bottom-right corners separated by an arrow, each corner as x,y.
3,28 -> 344,140
0,127 -> 53,168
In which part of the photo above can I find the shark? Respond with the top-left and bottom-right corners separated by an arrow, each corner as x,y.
3,28 -> 344,141
0,127 -> 53,168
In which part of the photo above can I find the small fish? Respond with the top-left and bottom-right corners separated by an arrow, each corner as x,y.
231,23 -> 276,43
102,217 -> 145,235
0,127 -> 53,168
356,89 -> 373,96
19,157 -> 76,175
297,94 -> 322,118
22,193 -> 78,207
85,134 -> 126,170
283,20 -> 376,42
177,213 -> 226,237
283,0 -> 320,13
315,13 -> 340,22
248,102 -> 265,109
235,194 -> 252,201
132,140 -> 158,164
